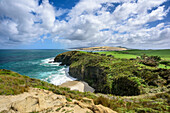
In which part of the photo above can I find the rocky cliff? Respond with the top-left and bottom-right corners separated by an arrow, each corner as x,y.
54,51 -> 170,96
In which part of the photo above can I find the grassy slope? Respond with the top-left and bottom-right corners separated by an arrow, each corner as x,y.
99,49 -> 170,60
98,51 -> 137,59
0,69 -> 96,98
56,51 -> 169,96
96,49 -> 170,69
0,69 -> 169,113
123,49 -> 170,60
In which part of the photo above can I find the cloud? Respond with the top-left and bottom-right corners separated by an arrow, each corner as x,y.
0,0 -> 170,49
0,0 -> 62,45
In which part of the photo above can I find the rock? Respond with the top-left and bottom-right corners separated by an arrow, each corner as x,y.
11,96 -> 40,112
54,51 -> 79,66
0,88 -> 117,113
74,99 -> 117,113
81,97 -> 94,105
0,88 -> 67,113
91,104 -> 117,113
69,65 -> 107,93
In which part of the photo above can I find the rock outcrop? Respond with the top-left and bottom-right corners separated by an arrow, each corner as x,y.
0,88 -> 117,113
54,51 -> 79,66
54,51 -> 109,94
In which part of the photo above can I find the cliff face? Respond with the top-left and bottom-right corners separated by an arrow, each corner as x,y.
54,51 -> 108,93
69,65 -> 107,93
54,51 -> 139,95
54,51 -> 170,96
54,51 -> 79,66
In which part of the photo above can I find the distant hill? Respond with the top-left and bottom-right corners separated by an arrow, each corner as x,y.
77,46 -> 127,51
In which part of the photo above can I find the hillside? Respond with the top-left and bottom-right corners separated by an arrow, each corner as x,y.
0,67 -> 169,112
54,51 -> 169,96
0,69 -> 115,113
53,50 -> 170,112
77,46 -> 127,51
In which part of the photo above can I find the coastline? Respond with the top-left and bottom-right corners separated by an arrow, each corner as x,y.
59,66 -> 95,93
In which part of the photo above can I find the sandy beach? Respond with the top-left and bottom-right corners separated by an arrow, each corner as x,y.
60,81 -> 95,93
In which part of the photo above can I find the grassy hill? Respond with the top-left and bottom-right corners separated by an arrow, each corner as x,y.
0,69 -> 169,112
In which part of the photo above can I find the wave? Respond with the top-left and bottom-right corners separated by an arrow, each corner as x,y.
50,67 -> 76,86
40,58 -> 76,86
40,57 -> 61,66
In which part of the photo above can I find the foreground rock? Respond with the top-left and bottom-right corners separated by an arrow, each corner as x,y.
60,81 -> 95,93
0,88 -> 117,113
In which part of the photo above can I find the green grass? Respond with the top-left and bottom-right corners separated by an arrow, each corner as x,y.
0,69 -> 169,113
158,64 -> 170,69
118,49 -> 170,61
96,51 -> 137,59
95,49 -> 170,69
94,91 -> 170,113
0,69 -> 96,100
59,51 -> 169,96
96,49 -> 170,60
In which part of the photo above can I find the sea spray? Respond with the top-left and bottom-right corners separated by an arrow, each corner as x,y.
41,57 -> 76,85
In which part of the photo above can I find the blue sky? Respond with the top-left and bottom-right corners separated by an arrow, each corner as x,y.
0,0 -> 170,49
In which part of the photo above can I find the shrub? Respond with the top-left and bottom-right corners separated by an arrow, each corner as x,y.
112,76 -> 141,96
160,61 -> 170,66
140,55 -> 161,67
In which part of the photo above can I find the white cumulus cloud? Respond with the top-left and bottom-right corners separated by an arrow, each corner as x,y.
0,0 -> 170,49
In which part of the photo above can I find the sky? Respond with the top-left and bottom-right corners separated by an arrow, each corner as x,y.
0,0 -> 170,49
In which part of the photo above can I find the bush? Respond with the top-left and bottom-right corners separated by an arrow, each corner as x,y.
160,61 -> 170,66
140,55 -> 161,67
112,76 -> 141,96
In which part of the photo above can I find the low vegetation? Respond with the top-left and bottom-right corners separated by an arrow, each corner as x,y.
0,69 -> 96,99
1,49 -> 170,112
97,49 -> 170,69
94,91 -> 170,113
55,51 -> 170,96
100,49 -> 170,60
0,69 -> 169,113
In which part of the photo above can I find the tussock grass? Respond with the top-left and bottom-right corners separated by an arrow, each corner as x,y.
0,69 -> 96,100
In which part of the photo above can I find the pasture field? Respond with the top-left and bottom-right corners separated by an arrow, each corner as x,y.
97,49 -> 170,60
95,49 -> 170,69
119,49 -> 170,60
98,51 -> 137,59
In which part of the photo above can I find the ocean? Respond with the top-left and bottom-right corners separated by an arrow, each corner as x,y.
0,49 -> 76,85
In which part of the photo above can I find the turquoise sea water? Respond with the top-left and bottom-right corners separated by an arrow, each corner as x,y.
0,49 -> 76,85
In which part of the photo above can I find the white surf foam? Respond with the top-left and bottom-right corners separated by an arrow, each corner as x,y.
40,58 -> 76,86
40,57 -> 61,66
50,67 -> 77,86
